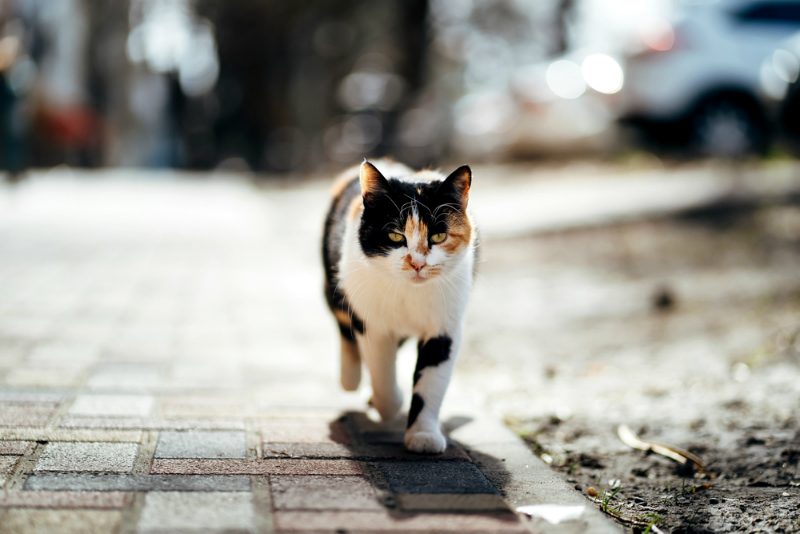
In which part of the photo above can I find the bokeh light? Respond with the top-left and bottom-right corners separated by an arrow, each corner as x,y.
581,54 -> 624,94
546,60 -> 586,100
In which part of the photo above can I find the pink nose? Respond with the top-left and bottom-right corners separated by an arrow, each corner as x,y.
409,259 -> 426,272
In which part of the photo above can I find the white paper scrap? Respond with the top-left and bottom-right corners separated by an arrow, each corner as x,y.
516,504 -> 586,524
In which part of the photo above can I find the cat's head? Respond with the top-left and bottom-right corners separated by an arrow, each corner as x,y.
358,161 -> 473,284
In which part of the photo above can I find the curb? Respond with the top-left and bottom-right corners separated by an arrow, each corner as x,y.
445,382 -> 621,534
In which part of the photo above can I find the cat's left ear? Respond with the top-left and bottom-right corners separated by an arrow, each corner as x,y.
440,165 -> 471,208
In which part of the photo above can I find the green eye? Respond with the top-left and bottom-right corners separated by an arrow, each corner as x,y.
388,232 -> 404,242
431,233 -> 447,243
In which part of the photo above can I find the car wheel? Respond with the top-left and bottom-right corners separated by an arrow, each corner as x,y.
691,97 -> 767,158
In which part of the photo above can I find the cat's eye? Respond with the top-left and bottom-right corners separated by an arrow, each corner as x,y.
431,233 -> 447,244
388,232 -> 404,242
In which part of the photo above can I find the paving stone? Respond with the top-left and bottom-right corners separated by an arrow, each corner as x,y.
86,366 -> 163,391
69,395 -> 155,418
0,491 -> 130,509
0,456 -> 18,486
28,342 -> 102,364
138,492 -> 254,532
150,459 -> 363,476
161,402 -> 252,418
0,510 -> 123,534
0,429 -> 142,442
0,441 -> 30,455
273,510 -> 528,532
24,474 -> 250,492
155,431 -> 246,459
0,402 -> 58,427
374,461 -> 499,494
395,493 -> 511,512
35,443 -> 138,473
263,443 -> 353,458
271,476 -> 382,511
59,417 -> 245,430
3,367 -> 85,388
260,419 -> 350,444
0,392 -> 65,403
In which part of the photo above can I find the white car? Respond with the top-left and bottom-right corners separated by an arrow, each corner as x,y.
619,0 -> 800,156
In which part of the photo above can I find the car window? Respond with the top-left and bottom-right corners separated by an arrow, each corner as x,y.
734,3 -> 800,24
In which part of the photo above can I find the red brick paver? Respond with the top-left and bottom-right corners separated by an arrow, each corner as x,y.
150,458 -> 365,476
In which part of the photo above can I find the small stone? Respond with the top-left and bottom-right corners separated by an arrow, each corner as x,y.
587,487 -> 598,497
709,498 -> 720,504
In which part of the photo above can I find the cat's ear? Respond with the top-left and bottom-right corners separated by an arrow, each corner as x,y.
360,161 -> 391,203
440,165 -> 471,207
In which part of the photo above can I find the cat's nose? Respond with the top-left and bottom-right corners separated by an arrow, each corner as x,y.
408,258 -> 426,272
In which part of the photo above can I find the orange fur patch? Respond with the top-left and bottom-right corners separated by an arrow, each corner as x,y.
405,217 -> 430,255
439,211 -> 473,255
333,308 -> 351,326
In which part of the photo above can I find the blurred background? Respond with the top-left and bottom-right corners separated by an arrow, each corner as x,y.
0,3 -> 799,532
3,0 -> 800,175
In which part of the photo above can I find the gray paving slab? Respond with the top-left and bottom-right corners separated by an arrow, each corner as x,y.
154,431 -> 246,459
34,442 -> 138,473
374,461 -> 499,495
137,491 -> 255,533
24,474 -> 251,492
270,475 -> 382,511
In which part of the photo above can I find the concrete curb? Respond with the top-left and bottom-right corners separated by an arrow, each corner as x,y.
445,383 -> 621,534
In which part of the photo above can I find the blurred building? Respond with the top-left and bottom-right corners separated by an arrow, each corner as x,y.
4,0 -> 795,174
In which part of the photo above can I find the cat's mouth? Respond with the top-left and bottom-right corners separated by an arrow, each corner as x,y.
408,270 -> 434,284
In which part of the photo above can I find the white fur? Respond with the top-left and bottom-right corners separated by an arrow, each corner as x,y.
337,160 -> 475,453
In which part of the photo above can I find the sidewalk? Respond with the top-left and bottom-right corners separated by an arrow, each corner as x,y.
0,170 -> 619,533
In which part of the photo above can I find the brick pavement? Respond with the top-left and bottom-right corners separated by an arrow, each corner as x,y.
0,173 -> 536,533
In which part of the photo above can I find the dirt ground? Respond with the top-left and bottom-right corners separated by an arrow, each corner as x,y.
457,202 -> 800,533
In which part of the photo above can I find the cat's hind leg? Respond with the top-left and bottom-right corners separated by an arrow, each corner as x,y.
334,309 -> 363,391
337,322 -> 361,391
405,334 -> 459,454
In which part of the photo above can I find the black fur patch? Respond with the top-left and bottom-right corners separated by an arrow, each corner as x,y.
323,176 -> 366,338
408,393 -> 425,428
358,172 -> 467,258
413,336 -> 452,385
338,322 -> 357,343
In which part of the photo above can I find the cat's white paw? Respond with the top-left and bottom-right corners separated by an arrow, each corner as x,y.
405,429 -> 447,454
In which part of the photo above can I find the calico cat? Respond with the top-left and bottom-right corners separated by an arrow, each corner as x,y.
322,159 -> 476,453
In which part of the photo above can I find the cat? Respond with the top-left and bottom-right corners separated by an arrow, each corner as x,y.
322,159 -> 476,453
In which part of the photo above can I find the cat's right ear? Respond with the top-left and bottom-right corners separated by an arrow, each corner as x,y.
360,161 -> 391,204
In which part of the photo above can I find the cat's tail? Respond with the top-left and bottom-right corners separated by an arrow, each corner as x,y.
339,335 -> 361,391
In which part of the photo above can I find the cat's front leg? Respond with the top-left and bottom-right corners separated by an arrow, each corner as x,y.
405,334 -> 459,454
358,330 -> 403,421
